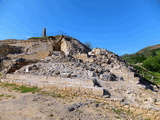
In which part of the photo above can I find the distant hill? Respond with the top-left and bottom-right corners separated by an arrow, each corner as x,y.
121,44 -> 160,85
137,44 -> 160,54
121,44 -> 160,63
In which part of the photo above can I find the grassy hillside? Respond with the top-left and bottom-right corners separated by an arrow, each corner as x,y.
121,45 -> 160,85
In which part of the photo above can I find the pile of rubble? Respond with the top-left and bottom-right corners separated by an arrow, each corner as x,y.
15,49 -> 127,82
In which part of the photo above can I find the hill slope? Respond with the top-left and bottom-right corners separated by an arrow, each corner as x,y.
137,44 -> 160,54
121,44 -> 160,85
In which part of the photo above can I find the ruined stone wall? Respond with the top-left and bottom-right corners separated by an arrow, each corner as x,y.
0,35 -> 91,59
2,74 -> 104,96
61,38 -> 69,55
24,43 -> 53,54
73,53 -> 94,62
7,51 -> 51,60
0,43 -> 10,57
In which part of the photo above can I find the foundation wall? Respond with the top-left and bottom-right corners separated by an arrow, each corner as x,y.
3,74 -> 104,96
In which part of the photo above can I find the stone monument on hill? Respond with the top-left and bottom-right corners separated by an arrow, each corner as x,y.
42,28 -> 46,37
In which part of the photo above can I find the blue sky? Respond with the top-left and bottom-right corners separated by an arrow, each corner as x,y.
0,0 -> 160,55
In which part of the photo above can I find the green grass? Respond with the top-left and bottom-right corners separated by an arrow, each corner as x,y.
95,101 -> 101,103
0,94 -> 4,97
51,93 -> 65,98
111,108 -> 123,114
48,114 -> 54,117
13,86 -> 40,93
156,51 -> 160,55
152,71 -> 160,77
76,109 -> 83,113
133,65 -> 160,85
126,110 -> 133,115
2,83 -> 40,93
29,36 -> 52,39
1,83 -> 68,98
3,83 -> 17,87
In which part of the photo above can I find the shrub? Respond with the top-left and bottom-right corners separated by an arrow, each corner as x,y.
143,57 -> 160,72
84,42 -> 92,49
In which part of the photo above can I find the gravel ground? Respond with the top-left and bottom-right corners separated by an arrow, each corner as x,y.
0,82 -> 143,120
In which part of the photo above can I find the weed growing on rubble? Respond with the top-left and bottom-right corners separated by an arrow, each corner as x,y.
48,113 -> 54,117
95,101 -> 101,103
111,108 -> 124,114
76,109 -> 83,114
51,93 -> 65,98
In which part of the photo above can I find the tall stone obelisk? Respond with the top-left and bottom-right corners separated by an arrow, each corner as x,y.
42,28 -> 46,37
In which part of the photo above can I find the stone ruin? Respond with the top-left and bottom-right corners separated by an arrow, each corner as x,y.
42,28 -> 46,37
0,35 -> 160,119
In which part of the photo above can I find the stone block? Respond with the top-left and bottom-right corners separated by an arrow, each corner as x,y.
52,84 -> 58,90
155,116 -> 160,120
37,75 -> 47,82
12,80 -> 17,84
6,74 -> 12,79
80,79 -> 94,87
71,86 -> 80,94
154,112 -> 160,118
29,81 -> 37,87
71,79 -> 81,86
145,113 -> 153,117
58,85 -> 66,91
37,82 -> 44,88
0,79 -> 4,82
123,105 -> 129,110
60,78 -> 72,85
79,87 -> 86,94
155,101 -> 160,105
47,76 -> 60,83
26,75 -> 35,81
8,80 -> 13,84
0,79 -> 8,83
65,85 -> 72,91
16,80 -> 23,86
92,87 -> 104,96
22,81 -> 30,86
142,109 -> 148,114
44,83 -> 53,89
84,87 -> 92,95
48,83 -> 58,90
129,107 -> 136,112
61,73 -> 71,78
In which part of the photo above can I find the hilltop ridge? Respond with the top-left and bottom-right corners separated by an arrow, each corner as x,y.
137,44 -> 160,54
